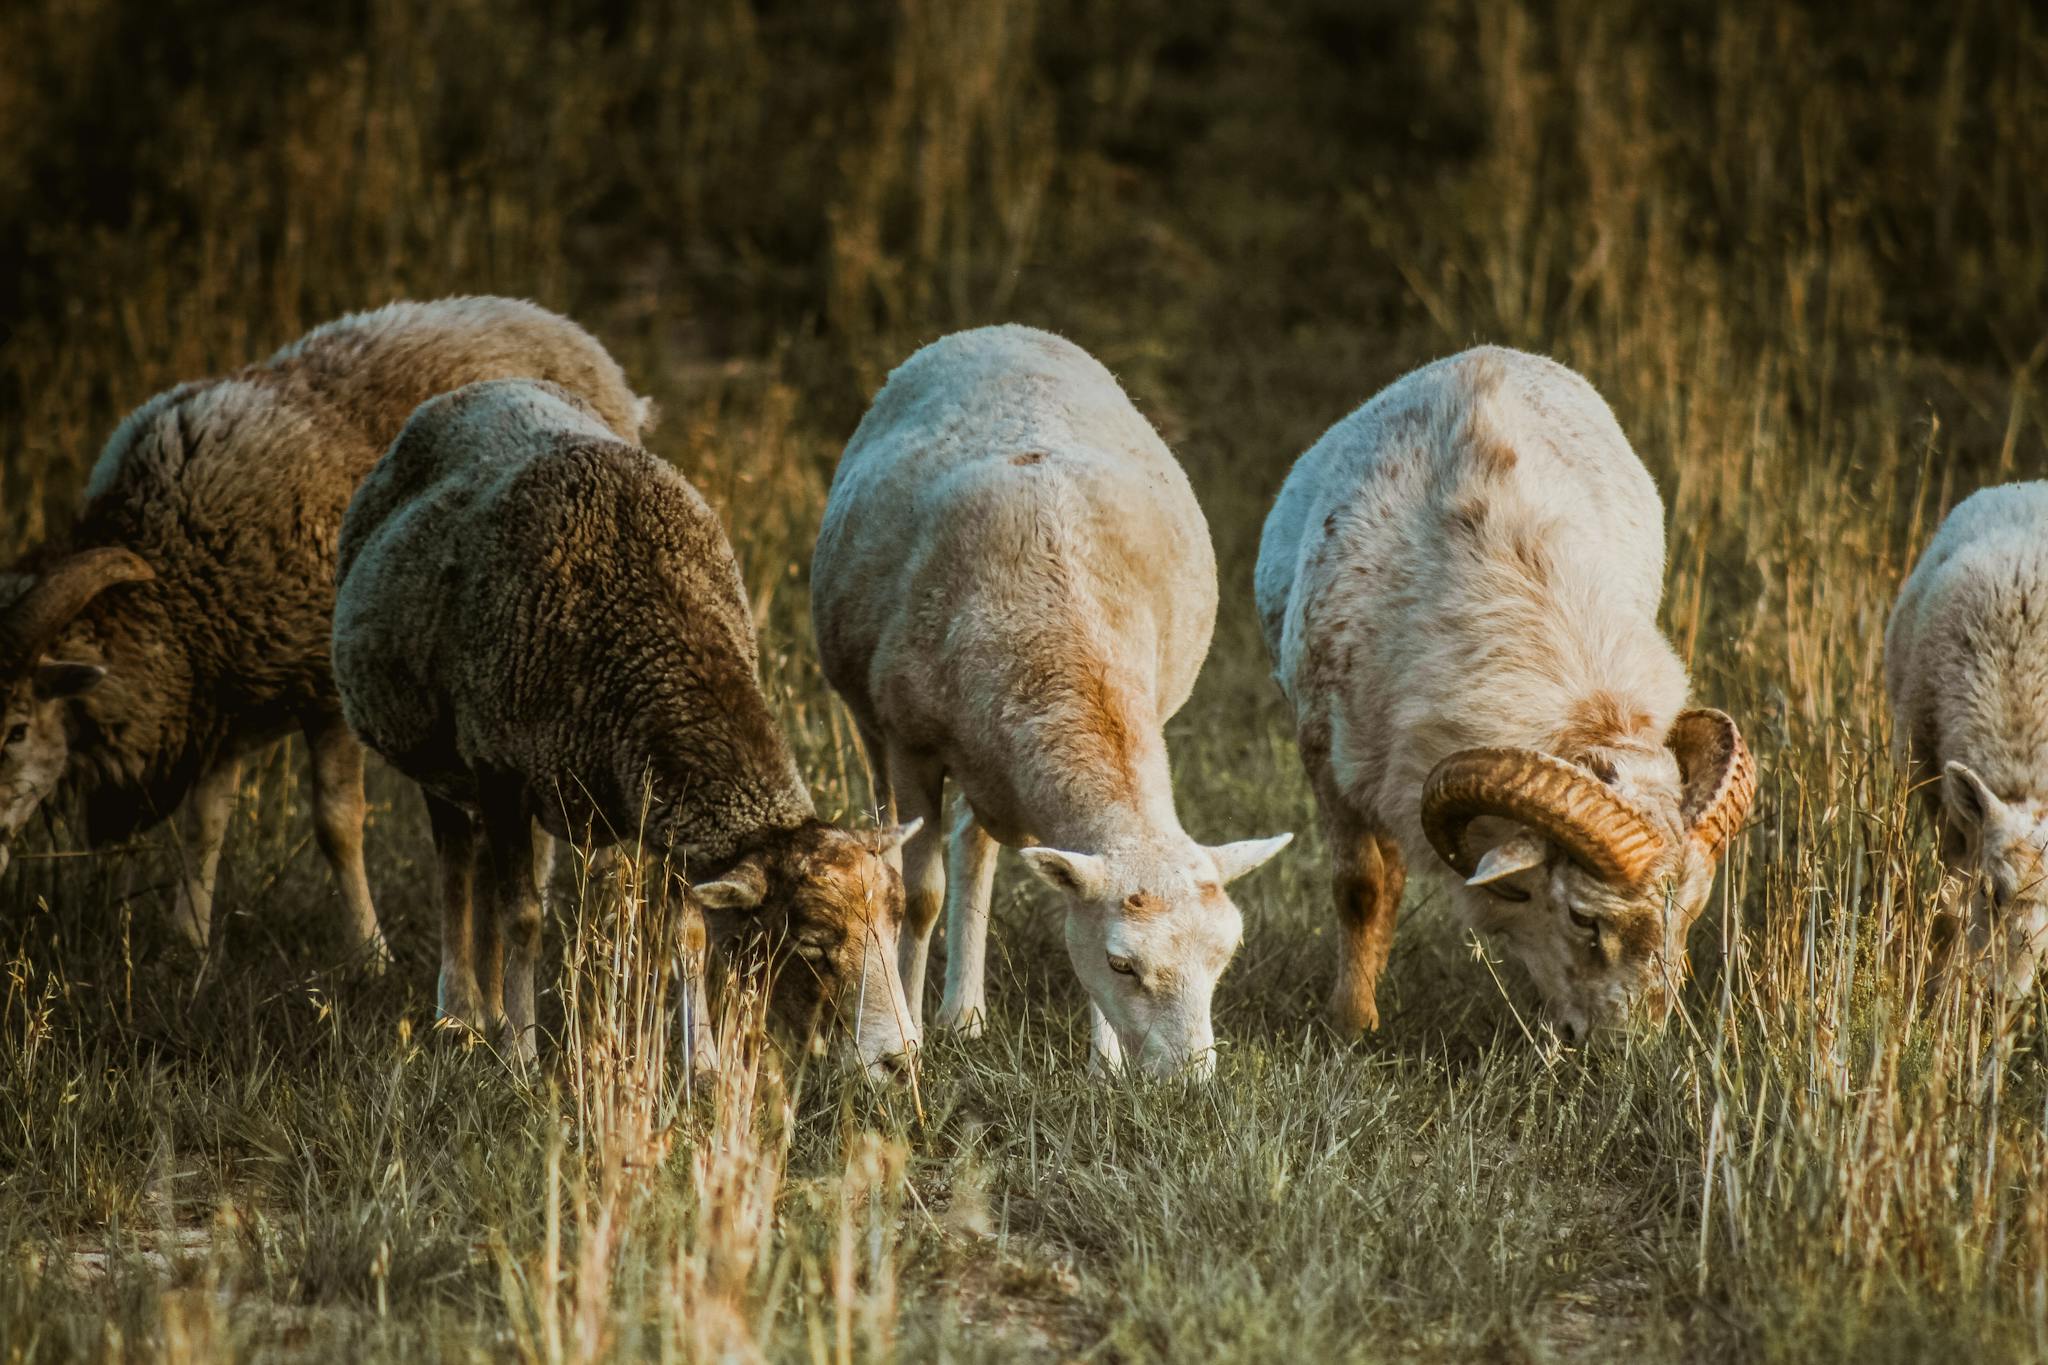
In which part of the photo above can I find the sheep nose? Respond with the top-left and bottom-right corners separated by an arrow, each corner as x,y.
1556,1018 -> 1582,1045
866,1046 -> 918,1085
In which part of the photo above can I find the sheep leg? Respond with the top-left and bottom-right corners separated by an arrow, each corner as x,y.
303,713 -> 390,969
426,793 -> 486,1032
855,719 -> 901,872
678,893 -> 719,1077
1328,812 -> 1404,1038
527,823 -> 557,1029
480,789 -> 544,1066
170,755 -> 242,951
935,801 -> 998,1036
889,743 -> 947,1033
531,824 -> 558,904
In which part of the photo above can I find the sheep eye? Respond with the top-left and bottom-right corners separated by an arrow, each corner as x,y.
1566,908 -> 1600,943
794,933 -> 836,963
1107,953 -> 1138,977
3,723 -> 24,747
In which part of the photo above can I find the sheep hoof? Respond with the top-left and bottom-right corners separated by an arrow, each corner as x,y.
1326,992 -> 1381,1040
496,1021 -> 539,1070
934,1002 -> 986,1038
169,891 -> 213,954
436,977 -> 487,1035
357,933 -> 393,977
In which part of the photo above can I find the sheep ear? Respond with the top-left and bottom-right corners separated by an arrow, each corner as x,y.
1467,832 -> 1547,901
1943,762 -> 2004,839
864,818 -> 923,855
690,859 -> 768,912
1019,847 -> 1110,901
1206,832 -> 1293,885
33,661 -> 107,699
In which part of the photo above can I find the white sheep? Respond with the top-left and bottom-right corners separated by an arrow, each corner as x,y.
812,325 -> 1292,1078
1885,480 -> 2048,995
1256,345 -> 1755,1042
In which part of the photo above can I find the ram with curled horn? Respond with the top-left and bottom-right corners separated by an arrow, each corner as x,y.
0,548 -> 158,879
1256,346 -> 1758,1043
0,297 -> 652,961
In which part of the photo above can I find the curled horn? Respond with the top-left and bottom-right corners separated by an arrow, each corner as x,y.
1668,708 -> 1755,861
1421,748 -> 1668,890
0,547 -> 155,677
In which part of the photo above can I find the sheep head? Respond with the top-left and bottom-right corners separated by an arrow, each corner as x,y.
0,548 -> 155,876
1933,761 -> 2048,997
1420,708 -> 1754,1041
690,817 -> 923,1081
1017,830 -> 1293,1079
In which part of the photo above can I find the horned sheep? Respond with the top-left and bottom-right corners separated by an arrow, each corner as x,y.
812,324 -> 1292,1079
0,296 -> 648,960
1256,346 -> 1755,1042
333,378 -> 920,1072
1885,480 -> 2048,995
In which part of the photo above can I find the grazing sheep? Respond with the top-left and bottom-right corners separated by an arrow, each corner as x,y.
0,297 -> 648,960
812,325 -> 1292,1079
1885,480 -> 2048,995
334,378 -> 920,1072
1256,346 -> 1755,1042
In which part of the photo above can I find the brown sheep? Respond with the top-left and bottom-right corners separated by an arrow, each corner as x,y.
333,378 -> 919,1072
0,297 -> 648,959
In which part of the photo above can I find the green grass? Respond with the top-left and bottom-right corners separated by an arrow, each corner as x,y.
5,0 -> 2048,1359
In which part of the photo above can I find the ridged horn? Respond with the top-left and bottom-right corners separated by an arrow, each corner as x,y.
1668,708 -> 1755,861
1421,748 -> 1668,890
0,548 -> 155,677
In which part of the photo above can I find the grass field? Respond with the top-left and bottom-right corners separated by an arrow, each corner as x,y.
4,1 -> 2048,1359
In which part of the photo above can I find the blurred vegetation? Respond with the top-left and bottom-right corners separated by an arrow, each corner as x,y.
3,0 -> 2047,1360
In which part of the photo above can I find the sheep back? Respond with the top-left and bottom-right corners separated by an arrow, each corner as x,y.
335,379 -> 811,860
813,324 -> 1217,748
31,296 -> 645,838
1256,345 -> 1688,848
1886,480 -> 2048,807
